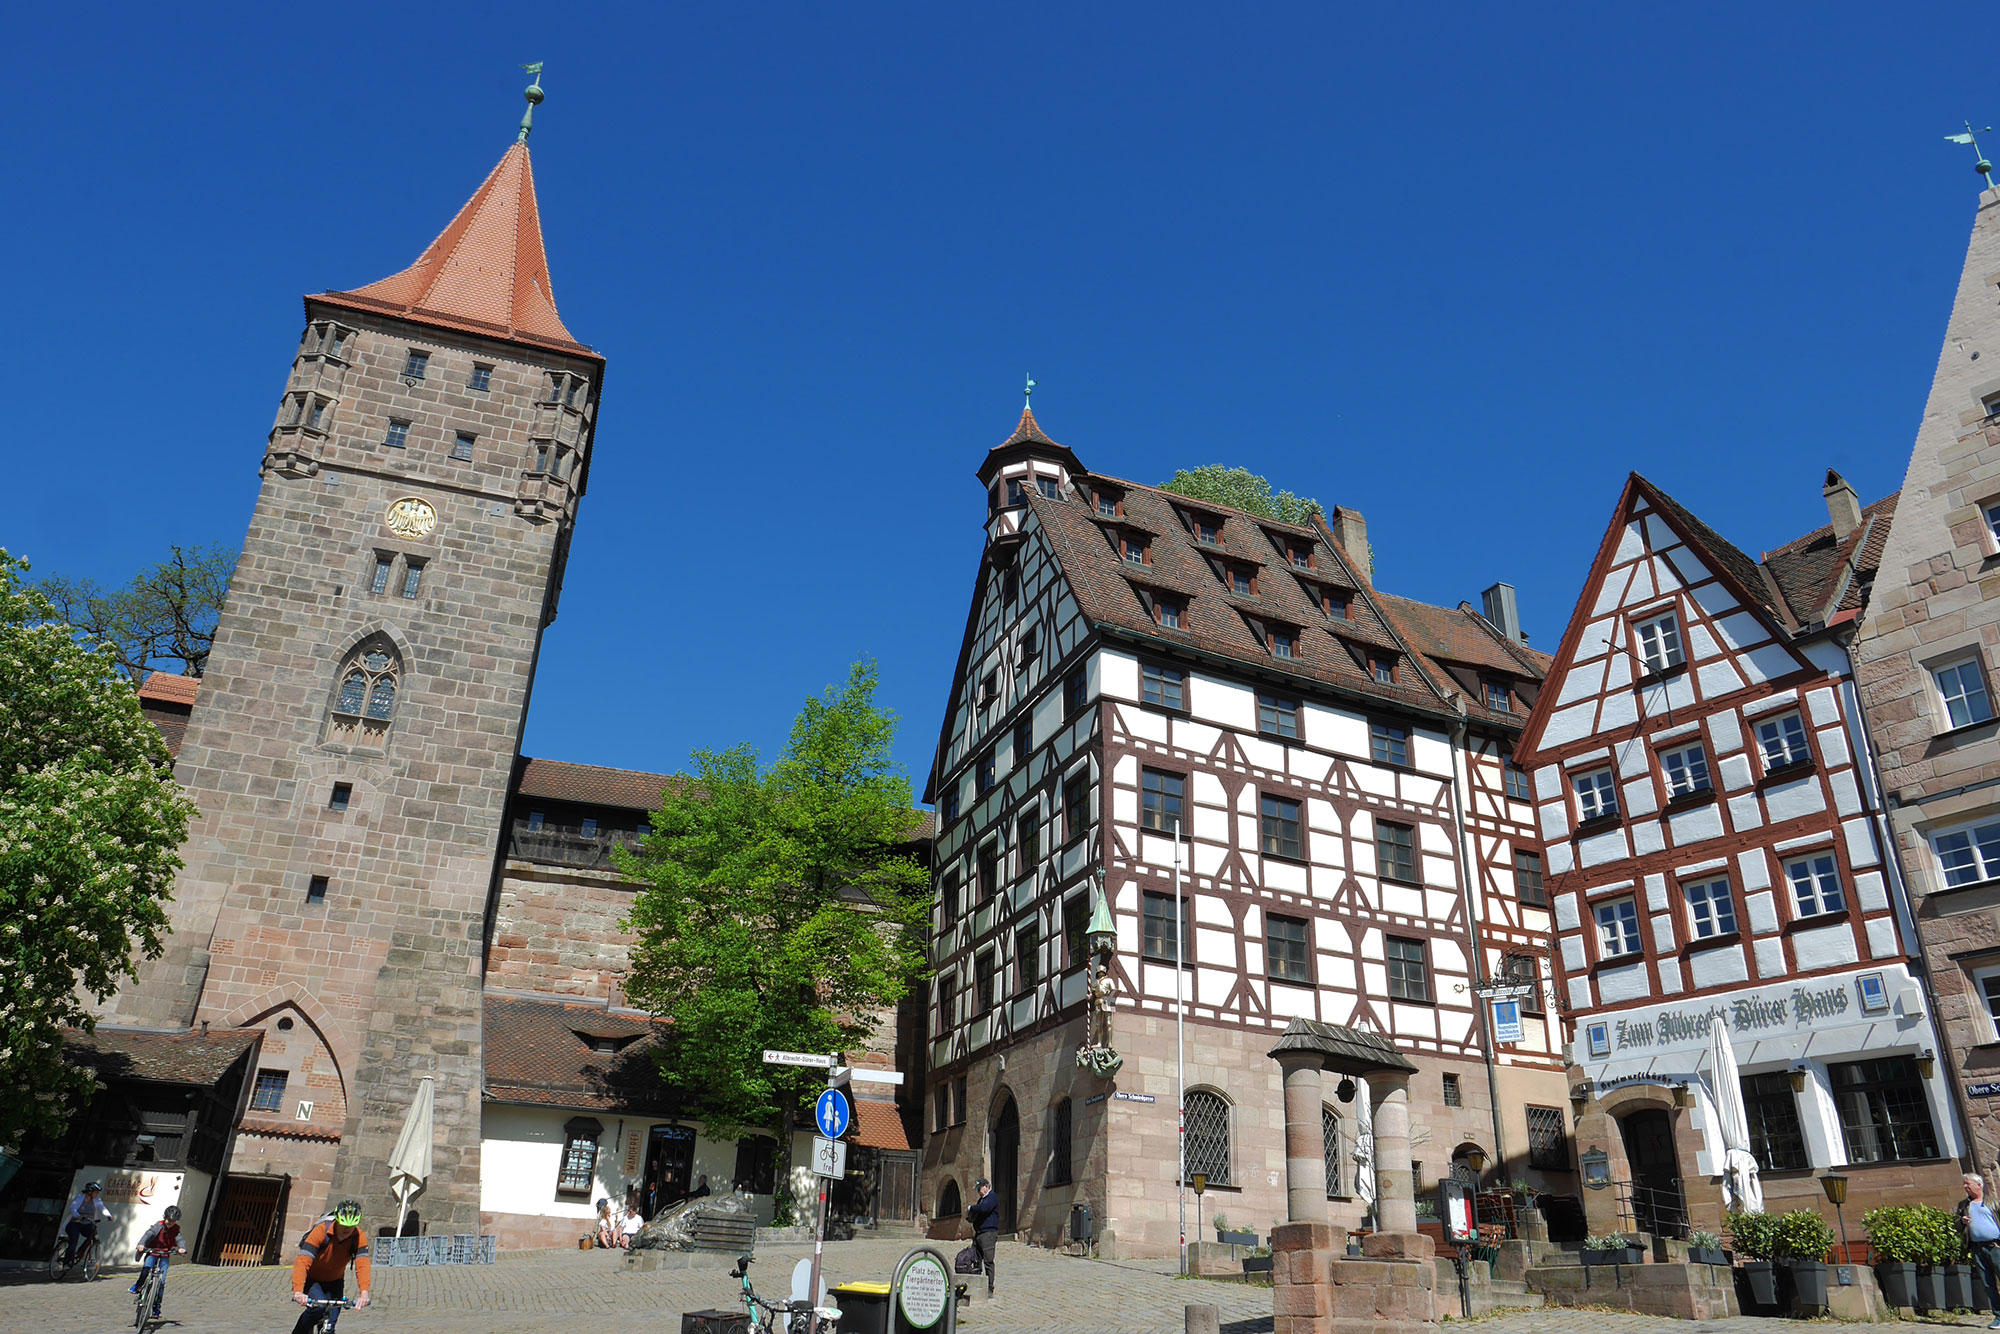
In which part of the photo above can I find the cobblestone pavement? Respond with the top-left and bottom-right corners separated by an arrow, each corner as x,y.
3,1243 -> 1994,1334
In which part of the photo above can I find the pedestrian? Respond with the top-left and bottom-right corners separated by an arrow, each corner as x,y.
619,1201 -> 644,1248
1958,1172 -> 2000,1327
595,1198 -> 615,1249
965,1177 -> 999,1298
687,1173 -> 711,1201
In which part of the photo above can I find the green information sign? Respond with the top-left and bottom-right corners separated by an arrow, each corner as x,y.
898,1253 -> 949,1329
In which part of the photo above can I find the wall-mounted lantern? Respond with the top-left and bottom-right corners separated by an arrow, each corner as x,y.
1916,1049 -> 1936,1080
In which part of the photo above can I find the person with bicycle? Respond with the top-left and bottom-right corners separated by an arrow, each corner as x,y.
129,1204 -> 187,1315
290,1200 -> 372,1333
58,1181 -> 111,1270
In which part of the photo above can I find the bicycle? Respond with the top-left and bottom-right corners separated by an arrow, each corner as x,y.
133,1250 -> 174,1329
298,1296 -> 357,1334
729,1255 -> 841,1334
48,1231 -> 100,1282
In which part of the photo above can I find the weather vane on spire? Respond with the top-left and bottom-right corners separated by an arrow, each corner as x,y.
1024,374 -> 1036,409
518,63 -> 546,144
1945,121 -> 1994,189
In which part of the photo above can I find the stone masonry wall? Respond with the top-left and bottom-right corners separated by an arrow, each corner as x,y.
98,305 -> 601,1236
487,862 -> 637,1003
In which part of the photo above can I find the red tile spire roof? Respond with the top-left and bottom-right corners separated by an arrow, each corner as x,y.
318,142 -> 590,355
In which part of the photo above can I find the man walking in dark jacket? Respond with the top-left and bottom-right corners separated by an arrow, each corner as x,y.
966,1178 -> 1000,1298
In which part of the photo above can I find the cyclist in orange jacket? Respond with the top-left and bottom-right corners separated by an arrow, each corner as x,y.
290,1200 -> 371,1333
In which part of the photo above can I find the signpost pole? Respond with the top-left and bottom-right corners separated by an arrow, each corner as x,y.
1174,818 -> 1187,1279
807,1174 -> 830,1334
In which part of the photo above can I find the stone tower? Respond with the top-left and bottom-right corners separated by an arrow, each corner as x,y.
1851,177 -> 2000,1174
99,94 -> 603,1235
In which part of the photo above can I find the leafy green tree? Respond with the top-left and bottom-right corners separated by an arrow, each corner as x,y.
1158,465 -> 1325,527
617,660 -> 929,1143
39,543 -> 236,681
0,551 -> 198,1146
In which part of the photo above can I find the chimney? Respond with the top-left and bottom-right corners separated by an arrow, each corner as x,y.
1823,470 -> 1862,541
1330,506 -> 1371,582
1482,582 -> 1525,642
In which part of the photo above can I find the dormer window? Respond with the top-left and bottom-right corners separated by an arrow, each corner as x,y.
1483,681 -> 1511,712
1194,517 -> 1222,545
1287,543 -> 1312,570
1368,654 -> 1395,684
1155,595 -> 1185,630
1120,533 -> 1150,565
1269,626 -> 1300,660
1095,489 -> 1123,517
1225,565 -> 1255,596
1635,611 -> 1684,673
1037,476 -> 1060,500
1320,587 -> 1349,620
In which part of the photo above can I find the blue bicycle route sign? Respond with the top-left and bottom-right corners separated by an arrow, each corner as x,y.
815,1088 -> 852,1138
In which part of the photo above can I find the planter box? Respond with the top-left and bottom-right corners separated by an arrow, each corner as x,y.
1874,1262 -> 1916,1309
1583,1246 -> 1646,1266
1785,1260 -> 1829,1310
1740,1261 -> 1779,1310
1242,1255 -> 1274,1275
1689,1247 -> 1728,1267
1945,1264 -> 1976,1311
1216,1229 -> 1258,1247
1916,1266 -> 1948,1313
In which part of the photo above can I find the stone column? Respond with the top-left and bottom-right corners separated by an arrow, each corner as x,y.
1277,1053 -> 1327,1224
1368,1072 -> 1415,1235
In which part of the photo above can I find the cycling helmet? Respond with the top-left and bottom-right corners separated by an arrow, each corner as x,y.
163,1206 -> 182,1223
83,1182 -> 102,1193
334,1200 -> 362,1226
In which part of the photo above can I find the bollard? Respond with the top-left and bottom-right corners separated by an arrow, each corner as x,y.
1184,1302 -> 1221,1334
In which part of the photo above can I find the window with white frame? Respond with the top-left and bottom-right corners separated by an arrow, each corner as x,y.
1969,964 -> 2000,1040
1985,499 -> 2000,547
1635,612 -> 1684,672
1596,897 -> 1642,957
1683,877 -> 1737,938
1575,767 -> 1619,822
1783,852 -> 1845,917
1504,760 -> 1532,801
1756,712 -> 1811,769
1660,742 -> 1712,798
1933,655 -> 1995,729
1931,816 -> 2000,889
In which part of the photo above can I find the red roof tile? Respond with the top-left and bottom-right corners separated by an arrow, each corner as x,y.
483,993 -> 678,1113
515,757 -> 681,811
851,1098 -> 911,1151
63,1026 -> 261,1086
138,673 -> 200,705
320,143 -> 591,356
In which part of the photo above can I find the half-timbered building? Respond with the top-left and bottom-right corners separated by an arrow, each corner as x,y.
1514,472 -> 1967,1240
922,407 -> 1576,1257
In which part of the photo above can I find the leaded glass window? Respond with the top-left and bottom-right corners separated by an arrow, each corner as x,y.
336,671 -> 367,715
1183,1090 -> 1232,1187
330,640 -> 401,737
1322,1106 -> 1343,1197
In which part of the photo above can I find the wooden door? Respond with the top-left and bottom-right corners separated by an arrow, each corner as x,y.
201,1175 -> 289,1267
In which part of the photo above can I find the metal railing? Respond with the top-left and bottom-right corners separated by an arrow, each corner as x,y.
508,822 -> 642,870
1614,1179 -> 1690,1240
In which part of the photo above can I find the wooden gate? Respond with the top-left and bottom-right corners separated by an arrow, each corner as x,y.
876,1151 -> 918,1224
201,1174 -> 289,1267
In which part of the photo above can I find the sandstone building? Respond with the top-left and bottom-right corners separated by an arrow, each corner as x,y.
922,407 -> 1576,1257
1852,178 -> 2000,1180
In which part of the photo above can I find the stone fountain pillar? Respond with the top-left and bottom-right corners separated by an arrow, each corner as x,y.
1366,1071 -> 1415,1236
1278,1052 -> 1328,1224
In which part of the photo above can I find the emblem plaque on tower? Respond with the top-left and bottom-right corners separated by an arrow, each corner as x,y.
385,497 -> 438,538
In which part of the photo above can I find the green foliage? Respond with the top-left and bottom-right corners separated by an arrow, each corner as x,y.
1726,1211 -> 1779,1261
617,660 -> 930,1137
38,543 -> 235,681
1157,466 -> 1325,527
1865,1204 -> 1962,1265
1771,1208 -> 1837,1262
0,551 -> 198,1146
1688,1230 -> 1723,1251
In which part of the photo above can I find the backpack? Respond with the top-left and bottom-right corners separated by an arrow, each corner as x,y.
954,1245 -> 980,1274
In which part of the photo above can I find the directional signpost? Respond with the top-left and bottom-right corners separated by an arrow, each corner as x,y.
763,1051 -> 853,1334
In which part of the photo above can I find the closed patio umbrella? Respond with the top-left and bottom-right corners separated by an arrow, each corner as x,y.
389,1076 -> 435,1238
1706,1022 -> 1763,1214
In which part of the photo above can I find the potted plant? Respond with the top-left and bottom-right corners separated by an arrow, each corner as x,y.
1243,1237 -> 1275,1277
1863,1205 -> 1921,1309
1213,1213 -> 1258,1247
1728,1211 -> 1780,1309
1773,1208 -> 1836,1311
1687,1230 -> 1728,1267
1582,1232 -> 1645,1266
1910,1204 -> 1961,1312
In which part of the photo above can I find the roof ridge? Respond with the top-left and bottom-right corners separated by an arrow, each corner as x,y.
521,755 -> 679,783
1096,473 -> 1324,534
1762,492 -> 1896,560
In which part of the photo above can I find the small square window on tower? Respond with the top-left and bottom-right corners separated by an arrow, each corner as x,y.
400,560 -> 424,599
306,876 -> 329,905
452,432 -> 476,462
402,350 -> 429,380
329,783 -> 352,812
1442,1073 -> 1462,1107
370,555 -> 393,596
469,364 -> 493,392
384,419 -> 410,449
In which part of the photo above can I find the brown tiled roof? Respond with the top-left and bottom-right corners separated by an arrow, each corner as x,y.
1763,492 -> 1898,625
63,1026 -> 261,1087
483,994 -> 679,1113
514,757 -> 681,811
1012,469 -> 1541,731
851,1098 -> 911,1151
138,673 -> 200,706
319,143 -> 592,356
1634,476 -> 1792,627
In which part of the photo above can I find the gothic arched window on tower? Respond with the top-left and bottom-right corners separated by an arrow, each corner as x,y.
327,641 -> 401,747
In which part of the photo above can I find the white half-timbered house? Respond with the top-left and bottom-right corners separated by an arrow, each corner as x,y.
922,407 -> 1577,1257
1514,472 -> 1966,1242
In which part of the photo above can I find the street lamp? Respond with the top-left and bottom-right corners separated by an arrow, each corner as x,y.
1192,1172 -> 1208,1247
1570,1085 -> 1590,1116
1820,1172 -> 1850,1260
1463,1145 -> 1487,1181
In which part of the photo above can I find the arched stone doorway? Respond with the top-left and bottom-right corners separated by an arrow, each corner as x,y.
1617,1108 -> 1684,1235
990,1095 -> 1020,1233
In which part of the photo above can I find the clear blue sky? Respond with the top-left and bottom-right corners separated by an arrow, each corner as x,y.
10,5 -> 1991,790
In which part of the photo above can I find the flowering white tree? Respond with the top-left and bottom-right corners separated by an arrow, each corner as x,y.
0,551 -> 196,1146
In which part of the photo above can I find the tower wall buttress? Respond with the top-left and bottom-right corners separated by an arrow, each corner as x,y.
101,304 -> 601,1237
